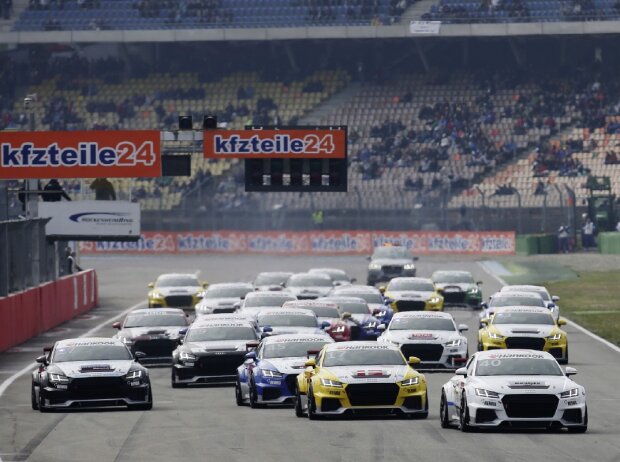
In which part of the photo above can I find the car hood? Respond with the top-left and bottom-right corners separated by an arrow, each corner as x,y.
324,365 -> 409,384
239,306 -> 284,318
259,357 -> 309,374
266,326 -> 327,336
286,287 -> 333,297
254,285 -> 286,292
54,360 -> 134,378
370,258 -> 414,266
493,324 -> 555,337
152,286 -> 200,296
468,375 -> 576,393
186,340 -> 246,353
383,330 -> 461,344
118,326 -> 184,339
198,297 -> 242,308
387,290 -> 435,300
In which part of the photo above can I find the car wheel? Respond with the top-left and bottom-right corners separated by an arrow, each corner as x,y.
249,380 -> 262,409
307,386 -> 318,420
31,383 -> 39,410
477,343 -> 483,352
295,387 -> 305,418
567,407 -> 588,433
440,392 -> 450,428
38,389 -> 50,413
171,369 -> 185,388
235,379 -> 244,407
459,397 -> 472,432
558,347 -> 569,365
129,386 -> 153,411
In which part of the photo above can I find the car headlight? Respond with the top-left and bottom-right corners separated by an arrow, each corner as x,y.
428,296 -> 441,304
547,333 -> 562,341
475,388 -> 500,399
404,264 -> 416,270
488,332 -> 504,339
261,369 -> 283,378
180,352 -> 196,362
468,287 -> 480,294
320,378 -> 344,388
48,373 -> 69,384
369,263 -> 381,270
150,291 -> 163,299
126,369 -> 143,380
365,322 -> 377,329
400,377 -> 419,386
196,305 -> 213,313
560,388 -> 579,398
444,338 -> 462,347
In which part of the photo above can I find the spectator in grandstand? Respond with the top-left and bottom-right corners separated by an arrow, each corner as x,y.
605,150 -> 619,165
1,0 -> 12,19
491,183 -> 515,196
404,176 -> 423,191
42,179 -> 71,202
534,179 -> 547,196
90,178 -> 116,200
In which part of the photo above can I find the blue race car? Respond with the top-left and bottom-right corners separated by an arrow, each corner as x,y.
319,296 -> 391,339
235,334 -> 334,408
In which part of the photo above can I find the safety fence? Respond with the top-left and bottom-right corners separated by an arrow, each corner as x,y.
79,230 -> 515,255
0,269 -> 98,352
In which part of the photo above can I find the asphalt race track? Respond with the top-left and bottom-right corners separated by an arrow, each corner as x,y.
1,255 -> 619,462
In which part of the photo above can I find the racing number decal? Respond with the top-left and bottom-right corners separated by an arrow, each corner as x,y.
115,141 -> 157,166
304,134 -> 335,155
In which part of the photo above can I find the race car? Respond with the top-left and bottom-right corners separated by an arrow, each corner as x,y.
431,270 -> 482,308
367,245 -> 418,285
284,272 -> 335,300
256,308 -> 331,337
282,300 -> 350,341
147,273 -> 207,310
381,277 -> 444,312
480,291 -> 555,326
238,291 -> 298,319
253,272 -> 294,292
112,308 -> 189,365
319,296 -> 385,340
308,268 -> 355,286
295,342 -> 428,419
171,318 -> 260,387
478,306 -> 568,363
329,285 -> 393,324
500,284 -> 560,318
194,282 -> 254,316
31,337 -> 152,411
235,334 -> 334,407
440,350 -> 587,432
377,311 -> 468,369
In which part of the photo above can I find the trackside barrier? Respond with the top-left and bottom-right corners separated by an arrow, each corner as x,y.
0,269 -> 98,353
79,231 -> 515,255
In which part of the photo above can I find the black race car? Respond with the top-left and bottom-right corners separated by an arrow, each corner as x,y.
31,337 -> 152,411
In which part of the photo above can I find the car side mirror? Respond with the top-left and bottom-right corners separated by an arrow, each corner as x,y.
480,318 -> 489,326
304,366 -> 314,378
377,324 -> 386,331
179,327 -> 188,336
245,351 -> 257,360
134,351 -> 146,362
202,281 -> 209,289
383,298 -> 394,305
552,295 -> 560,302
279,282 -> 286,287
112,321 -> 121,329
232,301 -> 242,310
378,286 -> 386,294
455,367 -> 468,376
476,281 -> 483,285
565,367 -> 578,376
176,337 -> 184,345
480,301 -> 488,309
304,358 -> 316,368
407,356 -> 421,365
412,256 -> 419,261
458,324 -> 469,332
147,282 -> 154,288
320,321 -> 331,329
557,318 -> 567,326
35,355 -> 47,365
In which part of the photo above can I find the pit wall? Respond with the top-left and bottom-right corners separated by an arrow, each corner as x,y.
0,270 -> 98,352
79,231 -> 515,255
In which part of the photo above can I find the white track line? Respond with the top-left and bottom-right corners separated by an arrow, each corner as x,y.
0,300 -> 146,398
477,261 -> 620,355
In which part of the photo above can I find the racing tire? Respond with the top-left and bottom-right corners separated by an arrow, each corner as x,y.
249,380 -> 263,409
459,397 -> 473,432
31,383 -> 39,411
440,392 -> 450,428
38,389 -> 50,413
295,388 -> 306,418
567,407 -> 588,433
558,347 -> 569,365
129,387 -> 153,411
307,386 -> 319,420
235,379 -> 245,407
477,343 -> 483,352
171,369 -> 186,388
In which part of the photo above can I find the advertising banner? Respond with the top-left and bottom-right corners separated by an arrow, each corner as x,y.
204,129 -> 347,159
80,231 -> 515,255
39,200 -> 140,241
409,20 -> 441,34
0,130 -> 161,179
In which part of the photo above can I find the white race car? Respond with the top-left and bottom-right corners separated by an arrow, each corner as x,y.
500,285 -> 560,319
378,311 -> 468,370
479,291 -> 558,326
440,350 -> 587,432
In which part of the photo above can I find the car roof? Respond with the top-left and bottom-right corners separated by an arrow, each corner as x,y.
283,300 -> 339,309
257,308 -> 316,317
493,306 -> 553,314
245,291 -> 297,298
333,285 -> 379,293
325,341 -> 399,351
501,285 -> 548,292
432,270 -> 472,276
262,334 -> 335,344
256,271 -> 294,277
56,337 -> 124,347
129,308 -> 185,315
191,319 -> 253,328
392,311 -> 453,319
475,349 -> 555,360
206,282 -> 254,289
320,296 -> 368,304
288,272 -> 332,280
492,291 -> 544,299
388,277 -> 434,285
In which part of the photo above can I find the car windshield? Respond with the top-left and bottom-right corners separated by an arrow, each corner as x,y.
323,348 -> 405,367
337,292 -> 383,304
156,276 -> 199,287
124,314 -> 186,328
476,358 -> 563,376
244,295 -> 295,307
389,317 -> 455,331
53,344 -> 132,362
490,296 -> 545,308
254,274 -> 290,285
287,276 -> 332,287
204,287 -> 252,299
302,306 -> 340,318
389,280 -> 434,291
492,312 -> 555,325
372,247 -> 411,259
257,314 -> 317,327
186,326 -> 257,342
331,300 -> 370,314
263,341 -> 330,359
433,272 -> 474,284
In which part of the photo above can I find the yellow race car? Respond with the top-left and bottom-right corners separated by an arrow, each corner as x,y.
147,273 -> 207,310
381,277 -> 444,312
478,306 -> 568,364
295,341 -> 428,419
